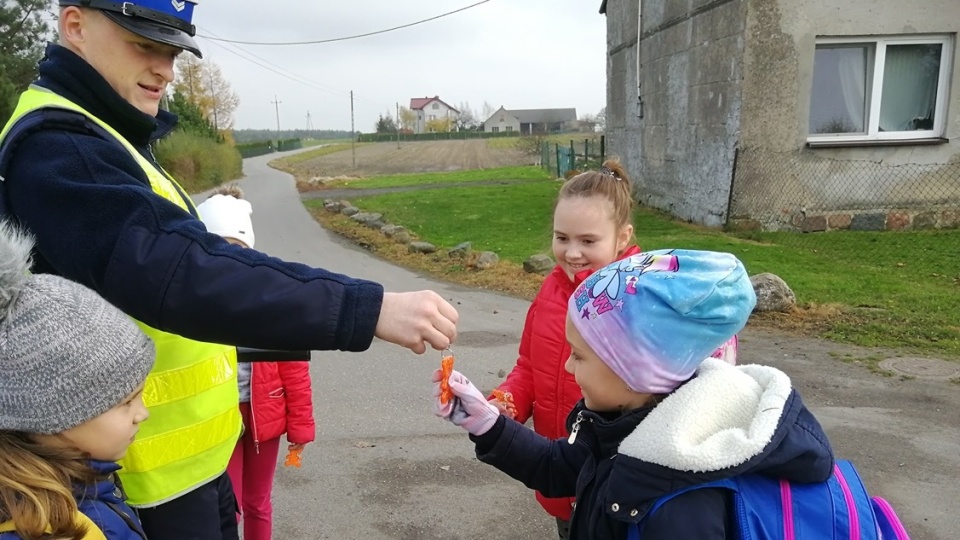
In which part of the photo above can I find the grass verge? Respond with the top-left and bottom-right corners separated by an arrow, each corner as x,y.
316,166 -> 551,190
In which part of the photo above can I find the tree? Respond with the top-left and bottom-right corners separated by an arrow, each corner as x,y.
375,113 -> 397,134
1,0 -> 54,123
166,91 -> 218,140
398,106 -> 417,131
578,113 -> 598,133
172,56 -> 239,131
481,101 -> 496,122
596,106 -> 606,131
425,117 -> 453,133
455,101 -> 477,131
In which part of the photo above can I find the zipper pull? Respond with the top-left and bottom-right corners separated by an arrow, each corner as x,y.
567,411 -> 584,444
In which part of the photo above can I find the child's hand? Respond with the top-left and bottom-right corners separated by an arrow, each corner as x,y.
489,398 -> 517,419
431,369 -> 500,436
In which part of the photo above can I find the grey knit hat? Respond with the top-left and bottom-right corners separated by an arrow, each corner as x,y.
0,223 -> 155,434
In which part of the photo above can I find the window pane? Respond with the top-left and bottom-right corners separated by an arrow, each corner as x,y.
879,43 -> 942,131
810,45 -> 870,134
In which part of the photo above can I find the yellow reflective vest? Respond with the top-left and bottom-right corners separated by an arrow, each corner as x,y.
0,86 -> 242,507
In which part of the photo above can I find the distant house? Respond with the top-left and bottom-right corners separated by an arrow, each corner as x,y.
601,0 -> 960,231
409,96 -> 459,134
481,107 -> 520,134
483,107 -> 578,135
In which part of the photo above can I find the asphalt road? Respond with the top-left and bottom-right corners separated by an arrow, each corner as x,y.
213,149 -> 959,540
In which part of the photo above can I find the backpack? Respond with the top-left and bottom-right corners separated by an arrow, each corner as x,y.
630,459 -> 910,539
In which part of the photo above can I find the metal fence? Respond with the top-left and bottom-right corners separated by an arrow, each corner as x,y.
727,146 -> 960,254
540,135 -> 606,178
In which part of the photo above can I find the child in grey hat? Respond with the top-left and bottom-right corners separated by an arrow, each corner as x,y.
0,223 -> 156,540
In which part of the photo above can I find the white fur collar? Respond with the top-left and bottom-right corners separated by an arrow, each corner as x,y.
618,358 -> 793,472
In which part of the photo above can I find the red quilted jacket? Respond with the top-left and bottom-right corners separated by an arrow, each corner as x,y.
494,245 -> 641,520
247,361 -> 315,445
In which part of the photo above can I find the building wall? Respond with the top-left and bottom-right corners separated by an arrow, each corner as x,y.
606,0 -> 748,226
731,0 -> 960,231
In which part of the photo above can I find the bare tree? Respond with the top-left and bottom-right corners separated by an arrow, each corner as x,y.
481,101 -> 496,122
596,106 -> 606,131
456,101 -> 477,131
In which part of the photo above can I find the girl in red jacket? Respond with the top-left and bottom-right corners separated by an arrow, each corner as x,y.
491,161 -> 736,539
197,187 -> 316,540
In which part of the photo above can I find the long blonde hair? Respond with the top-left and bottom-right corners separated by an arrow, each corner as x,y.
0,431 -> 98,540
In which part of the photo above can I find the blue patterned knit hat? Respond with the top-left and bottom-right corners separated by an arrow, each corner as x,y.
569,249 -> 756,394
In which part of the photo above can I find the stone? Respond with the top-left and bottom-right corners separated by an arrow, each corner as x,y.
939,209 -> 960,229
350,212 -> 383,225
827,213 -> 852,230
912,212 -> 938,230
523,254 -> 554,275
338,200 -> 352,209
365,220 -> 386,230
850,213 -> 885,231
394,231 -> 413,244
381,225 -> 405,237
750,273 -> 796,313
409,241 -> 437,254
886,212 -> 910,231
323,201 -> 341,213
341,206 -> 359,217
476,251 -> 499,270
448,242 -> 472,258
800,216 -> 827,233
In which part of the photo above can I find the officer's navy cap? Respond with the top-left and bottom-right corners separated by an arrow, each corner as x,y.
60,0 -> 202,58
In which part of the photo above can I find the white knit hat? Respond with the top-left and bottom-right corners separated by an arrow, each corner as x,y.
197,194 -> 256,248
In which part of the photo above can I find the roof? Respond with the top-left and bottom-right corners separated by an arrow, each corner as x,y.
409,96 -> 459,113
505,108 -> 577,124
599,0 -> 607,14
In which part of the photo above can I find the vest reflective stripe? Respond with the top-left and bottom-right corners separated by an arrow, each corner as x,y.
0,86 -> 241,507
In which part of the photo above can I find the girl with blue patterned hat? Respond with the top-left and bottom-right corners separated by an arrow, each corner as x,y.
433,249 -> 834,539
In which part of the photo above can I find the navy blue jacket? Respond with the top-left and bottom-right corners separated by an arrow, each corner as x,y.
470,361 -> 835,539
0,460 -> 146,540
0,44 -> 382,351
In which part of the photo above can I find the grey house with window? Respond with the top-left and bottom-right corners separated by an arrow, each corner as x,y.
601,0 -> 959,230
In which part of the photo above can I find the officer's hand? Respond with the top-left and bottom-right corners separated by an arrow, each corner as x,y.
375,291 -> 458,354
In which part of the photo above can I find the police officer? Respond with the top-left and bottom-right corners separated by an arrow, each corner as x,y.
0,1 -> 458,539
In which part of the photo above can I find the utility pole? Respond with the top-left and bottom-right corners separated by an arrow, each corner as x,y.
208,69 -> 218,132
350,91 -> 356,168
271,95 -> 282,150
396,102 -> 401,149
305,111 -> 314,131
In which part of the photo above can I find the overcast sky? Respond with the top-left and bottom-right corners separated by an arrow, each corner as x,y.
193,0 -> 607,132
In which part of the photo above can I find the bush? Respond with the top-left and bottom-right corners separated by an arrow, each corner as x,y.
154,131 -> 242,193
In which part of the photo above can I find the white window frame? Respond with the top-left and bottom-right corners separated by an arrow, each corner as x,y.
807,34 -> 953,145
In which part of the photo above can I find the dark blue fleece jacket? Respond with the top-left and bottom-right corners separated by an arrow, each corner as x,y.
469,360 -> 835,539
0,44 -> 382,351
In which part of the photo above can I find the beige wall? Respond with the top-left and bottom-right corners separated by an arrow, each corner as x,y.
732,0 -> 960,230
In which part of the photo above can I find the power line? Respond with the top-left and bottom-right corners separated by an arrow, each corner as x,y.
195,29 -> 386,110
197,0 -> 491,46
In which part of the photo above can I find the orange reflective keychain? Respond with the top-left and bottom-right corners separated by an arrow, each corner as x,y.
284,447 -> 303,468
439,349 -> 455,405
491,389 -> 517,418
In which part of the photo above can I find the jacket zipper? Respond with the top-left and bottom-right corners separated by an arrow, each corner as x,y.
568,411 -> 584,444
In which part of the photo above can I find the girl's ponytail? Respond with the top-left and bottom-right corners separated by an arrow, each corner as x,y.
559,157 -> 636,230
